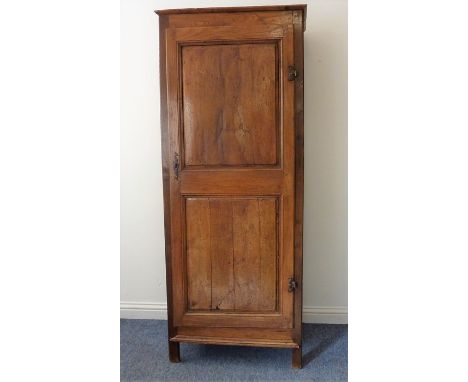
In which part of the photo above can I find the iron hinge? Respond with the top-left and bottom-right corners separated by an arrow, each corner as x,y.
288,277 -> 298,292
288,66 -> 298,81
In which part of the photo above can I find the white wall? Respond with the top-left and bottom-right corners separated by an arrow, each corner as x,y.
121,0 -> 347,323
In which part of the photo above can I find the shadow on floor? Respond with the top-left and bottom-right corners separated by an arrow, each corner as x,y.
302,324 -> 346,367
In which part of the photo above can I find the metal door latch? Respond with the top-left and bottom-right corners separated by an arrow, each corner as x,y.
288,277 -> 298,292
288,66 -> 298,81
173,153 -> 180,180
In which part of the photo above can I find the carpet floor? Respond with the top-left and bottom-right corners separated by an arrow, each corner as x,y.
121,319 -> 347,381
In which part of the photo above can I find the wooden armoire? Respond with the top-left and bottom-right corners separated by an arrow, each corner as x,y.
156,5 -> 306,368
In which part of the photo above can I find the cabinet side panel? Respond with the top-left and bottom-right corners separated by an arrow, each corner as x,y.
158,16 -> 176,339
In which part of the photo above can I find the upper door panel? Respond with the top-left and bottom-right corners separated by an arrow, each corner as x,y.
166,25 -> 292,173
181,42 -> 279,167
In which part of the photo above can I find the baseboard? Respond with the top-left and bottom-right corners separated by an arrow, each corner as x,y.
302,306 -> 348,324
120,302 -> 347,324
120,302 -> 168,320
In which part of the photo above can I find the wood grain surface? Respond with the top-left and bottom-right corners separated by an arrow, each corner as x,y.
182,43 -> 278,167
185,197 -> 277,312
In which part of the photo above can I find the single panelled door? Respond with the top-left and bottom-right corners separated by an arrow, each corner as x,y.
166,23 -> 296,329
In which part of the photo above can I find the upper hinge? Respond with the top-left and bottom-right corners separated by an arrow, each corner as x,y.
288,66 -> 298,81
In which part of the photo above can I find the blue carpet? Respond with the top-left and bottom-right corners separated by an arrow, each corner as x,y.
121,319 -> 347,381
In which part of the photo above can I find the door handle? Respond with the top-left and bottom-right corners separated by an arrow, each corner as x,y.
173,153 -> 180,180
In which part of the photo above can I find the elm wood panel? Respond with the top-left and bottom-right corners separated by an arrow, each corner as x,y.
182,43 -> 278,166
231,199 -> 277,311
168,11 -> 293,29
209,199 -> 235,310
232,199 -> 261,310
180,311 -> 291,328
172,25 -> 286,43
185,197 -> 277,313
175,326 -> 296,341
258,198 -> 278,310
171,335 -> 299,348
186,198 -> 211,309
180,170 -> 284,195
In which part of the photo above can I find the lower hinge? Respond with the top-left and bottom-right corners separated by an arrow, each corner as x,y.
288,66 -> 299,81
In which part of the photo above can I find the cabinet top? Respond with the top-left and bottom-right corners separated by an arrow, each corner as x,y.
155,4 -> 306,15
156,4 -> 307,31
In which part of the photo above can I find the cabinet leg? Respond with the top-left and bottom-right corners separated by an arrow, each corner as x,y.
168,341 -> 180,363
292,346 -> 302,369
